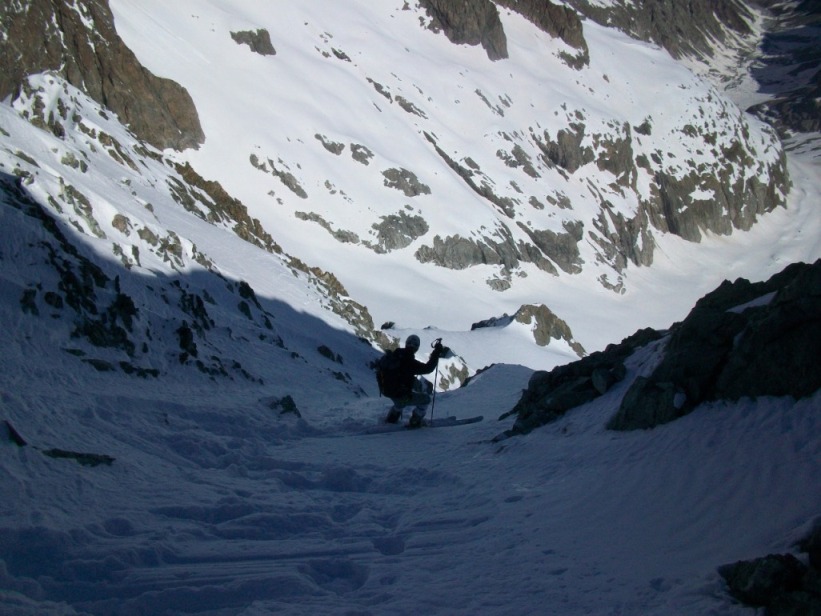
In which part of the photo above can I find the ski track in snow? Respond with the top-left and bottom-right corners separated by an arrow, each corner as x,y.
1,349 -> 819,615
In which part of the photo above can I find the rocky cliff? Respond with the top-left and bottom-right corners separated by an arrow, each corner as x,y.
0,0 -> 203,150
502,259 -> 821,437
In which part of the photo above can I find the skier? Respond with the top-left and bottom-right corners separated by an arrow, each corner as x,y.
377,334 -> 447,427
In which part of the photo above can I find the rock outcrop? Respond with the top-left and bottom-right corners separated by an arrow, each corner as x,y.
418,0 -> 508,61
564,0 -> 754,60
719,522 -> 821,615
497,328 -> 661,438
609,259 -> 821,430
496,0 -> 589,66
472,304 -> 587,356
501,259 -> 821,437
0,0 -> 203,150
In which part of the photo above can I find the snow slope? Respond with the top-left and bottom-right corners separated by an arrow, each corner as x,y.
107,0 -> 820,352
1,1 -> 820,614
2,316 -> 819,614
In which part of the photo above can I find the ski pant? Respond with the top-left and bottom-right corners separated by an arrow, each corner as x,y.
388,391 -> 431,419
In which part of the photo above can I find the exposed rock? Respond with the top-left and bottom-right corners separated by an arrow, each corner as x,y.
503,261 -> 821,436
315,134 -> 345,155
3,420 -> 27,447
533,123 -> 594,174
800,521 -> 821,570
415,227 -> 558,276
513,304 -> 586,356
295,211 -> 361,244
747,1 -> 821,135
517,220 -> 584,274
250,154 -> 309,199
564,0 -> 753,61
267,395 -> 301,417
719,554 -> 806,607
718,527 -> 821,616
497,328 -> 661,439
496,0 -> 589,66
230,29 -> 276,56
425,131 -> 517,217
609,260 -> 821,430
382,168 -> 431,197
350,144 -> 374,165
418,0 -> 508,61
566,0 -> 820,138
42,448 -> 115,467
370,211 -> 430,252
595,123 -> 636,187
0,0 -> 204,150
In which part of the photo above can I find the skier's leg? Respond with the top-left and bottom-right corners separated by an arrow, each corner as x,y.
408,392 -> 431,428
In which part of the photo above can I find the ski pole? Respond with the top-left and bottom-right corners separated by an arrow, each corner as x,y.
430,362 -> 439,426
430,338 -> 442,426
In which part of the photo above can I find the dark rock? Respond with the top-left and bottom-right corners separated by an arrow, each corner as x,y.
607,377 -> 682,431
514,304 -> 585,356
382,168 -> 431,197
371,211 -> 429,252
718,554 -> 806,607
497,328 -> 661,438
747,1 -> 821,135
610,259 -> 821,430
534,124 -> 594,174
0,0 -> 204,150
496,0 -> 589,65
230,29 -> 276,56
564,0 -> 753,60
419,0 -> 508,61
799,521 -> 821,570
268,395 -> 301,417
4,420 -> 27,447
517,220 -> 584,274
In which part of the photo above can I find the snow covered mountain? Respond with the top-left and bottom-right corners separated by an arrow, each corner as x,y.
2,0 -> 818,363
1,1 -> 819,614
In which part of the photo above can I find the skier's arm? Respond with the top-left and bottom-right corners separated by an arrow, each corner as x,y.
411,343 -> 443,375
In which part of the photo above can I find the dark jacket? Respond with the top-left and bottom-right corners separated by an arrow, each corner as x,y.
392,347 -> 440,398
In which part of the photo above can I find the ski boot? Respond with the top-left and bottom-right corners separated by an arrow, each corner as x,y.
408,412 -> 425,429
385,407 -> 402,424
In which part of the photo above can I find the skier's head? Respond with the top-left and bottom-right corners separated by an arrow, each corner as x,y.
405,334 -> 420,353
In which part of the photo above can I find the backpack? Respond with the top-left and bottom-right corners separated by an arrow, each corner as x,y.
375,349 -> 403,397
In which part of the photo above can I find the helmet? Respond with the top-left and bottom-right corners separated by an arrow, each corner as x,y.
405,334 -> 420,351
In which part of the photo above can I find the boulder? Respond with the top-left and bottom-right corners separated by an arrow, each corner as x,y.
718,554 -> 805,607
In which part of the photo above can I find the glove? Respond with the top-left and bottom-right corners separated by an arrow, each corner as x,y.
432,342 -> 444,357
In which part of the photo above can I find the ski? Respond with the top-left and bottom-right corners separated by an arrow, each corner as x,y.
363,415 -> 483,434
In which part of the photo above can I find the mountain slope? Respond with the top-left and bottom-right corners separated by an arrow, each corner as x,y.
3,0 -> 816,361
1,2 -> 820,614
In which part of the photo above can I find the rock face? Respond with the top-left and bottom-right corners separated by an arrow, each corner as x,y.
568,0 -> 821,137
609,259 -> 821,430
498,328 -> 662,438
471,304 -> 587,356
496,0 -> 589,66
230,29 -> 277,56
747,0 -> 821,135
564,0 -> 754,60
419,0 -> 588,65
418,0 -> 508,61
0,0 -> 203,151
503,259 -> 821,436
